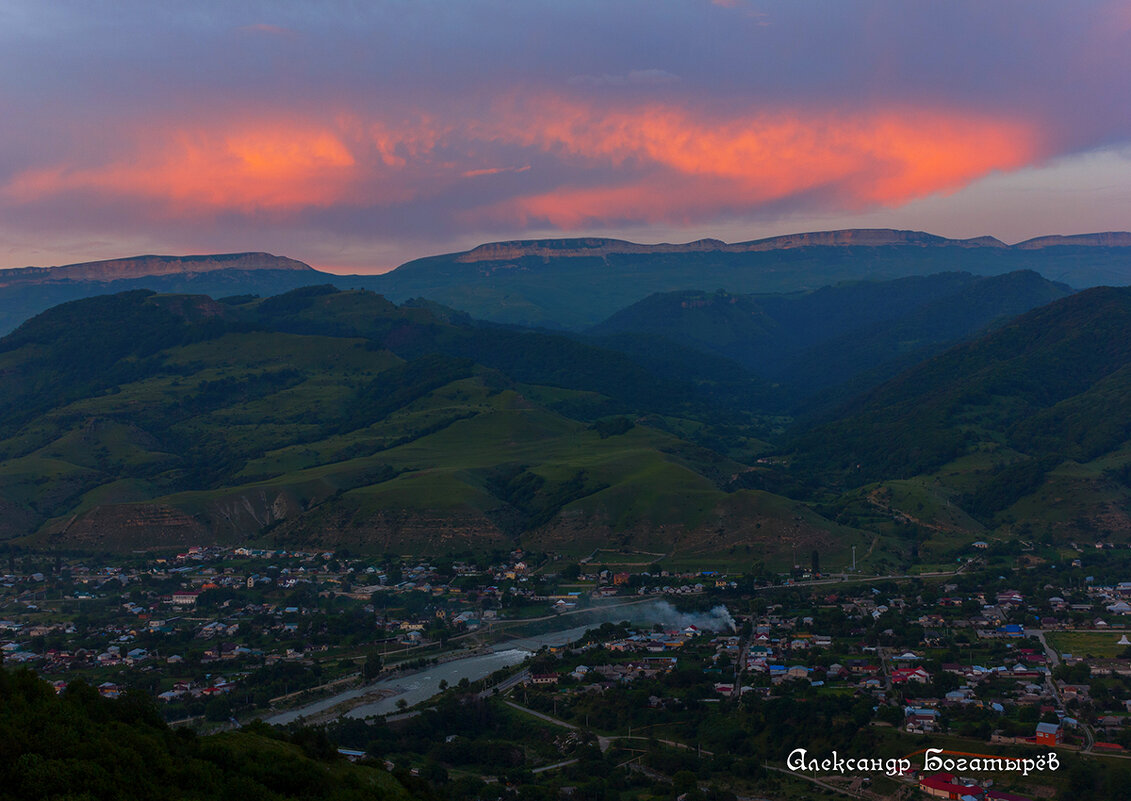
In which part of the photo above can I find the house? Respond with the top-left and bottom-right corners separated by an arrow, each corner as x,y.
1035,722 -> 1063,746
891,667 -> 930,685
919,772 -> 984,799
530,673 -> 559,686
171,590 -> 200,607
906,707 -> 940,731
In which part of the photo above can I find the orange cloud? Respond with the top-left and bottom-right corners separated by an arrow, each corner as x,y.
5,124 -> 359,215
462,165 -> 531,178
469,99 -> 1045,228
1,98 -> 1046,232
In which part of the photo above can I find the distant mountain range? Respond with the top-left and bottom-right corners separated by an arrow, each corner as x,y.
0,253 -> 325,336
372,229 -> 1131,328
437,229 -> 1131,260
0,252 -> 313,286
3,228 -> 1130,333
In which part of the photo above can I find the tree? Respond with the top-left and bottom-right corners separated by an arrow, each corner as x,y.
673,771 -> 698,795
810,550 -> 820,575
204,695 -> 232,722
363,651 -> 383,681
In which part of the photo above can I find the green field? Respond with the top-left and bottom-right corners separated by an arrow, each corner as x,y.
1045,630 -> 1131,659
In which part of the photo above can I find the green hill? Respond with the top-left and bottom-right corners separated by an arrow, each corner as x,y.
590,271 -> 1071,403
791,286 -> 1131,544
0,288 -> 855,564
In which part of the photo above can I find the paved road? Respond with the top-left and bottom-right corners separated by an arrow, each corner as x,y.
480,669 -> 530,699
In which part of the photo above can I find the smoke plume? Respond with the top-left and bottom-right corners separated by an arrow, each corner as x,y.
629,601 -> 736,633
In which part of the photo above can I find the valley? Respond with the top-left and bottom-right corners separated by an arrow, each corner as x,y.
4,231 -> 1131,801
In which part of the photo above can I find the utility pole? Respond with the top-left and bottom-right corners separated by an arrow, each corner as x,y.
852,546 -> 857,572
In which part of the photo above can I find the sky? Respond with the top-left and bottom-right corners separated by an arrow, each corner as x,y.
1,1 -> 1130,274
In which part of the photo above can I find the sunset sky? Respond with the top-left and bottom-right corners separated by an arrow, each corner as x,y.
2,1 -> 1130,273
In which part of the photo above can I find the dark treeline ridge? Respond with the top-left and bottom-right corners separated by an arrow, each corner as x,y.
0,665 -> 415,801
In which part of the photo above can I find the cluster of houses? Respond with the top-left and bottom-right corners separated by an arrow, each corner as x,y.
918,772 -> 1037,801
530,656 -> 681,690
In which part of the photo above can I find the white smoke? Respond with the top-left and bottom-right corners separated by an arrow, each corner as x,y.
629,600 -> 736,633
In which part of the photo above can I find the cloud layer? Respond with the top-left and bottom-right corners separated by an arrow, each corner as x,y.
1,1 -> 1128,271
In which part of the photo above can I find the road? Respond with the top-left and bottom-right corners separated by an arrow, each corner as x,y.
480,669 -> 529,698
503,698 -> 712,756
749,561 -> 974,594
763,764 -> 870,799
731,627 -> 751,699
878,647 -> 893,693
531,758 -> 579,774
1027,628 -> 1096,753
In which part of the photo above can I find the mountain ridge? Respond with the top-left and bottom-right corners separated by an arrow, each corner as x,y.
446,229 -> 995,264
448,228 -> 1131,263
3,228 -> 1131,334
8,228 -> 1129,278
0,252 -> 313,287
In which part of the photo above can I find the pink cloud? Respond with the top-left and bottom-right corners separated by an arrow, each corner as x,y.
0,95 -> 1050,237
465,98 -> 1046,229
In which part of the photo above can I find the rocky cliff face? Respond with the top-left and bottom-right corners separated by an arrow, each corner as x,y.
1013,232 -> 1131,249
730,228 -> 1007,250
42,504 -> 212,550
452,229 -> 1019,263
455,237 -> 729,262
0,252 -> 314,287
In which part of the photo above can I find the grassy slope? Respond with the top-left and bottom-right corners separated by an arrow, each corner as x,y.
0,291 -> 856,559
794,288 -> 1131,548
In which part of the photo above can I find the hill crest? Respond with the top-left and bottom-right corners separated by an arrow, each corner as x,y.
0,252 -> 314,287
446,228 -> 1131,264
452,229 -> 1008,263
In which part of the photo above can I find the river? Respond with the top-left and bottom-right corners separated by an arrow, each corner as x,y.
264,622 -> 600,725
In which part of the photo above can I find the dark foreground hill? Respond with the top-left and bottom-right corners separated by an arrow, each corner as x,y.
0,666 -> 414,801
0,287 -> 858,563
